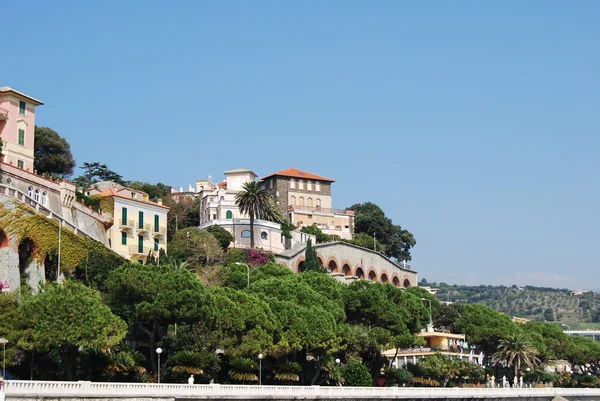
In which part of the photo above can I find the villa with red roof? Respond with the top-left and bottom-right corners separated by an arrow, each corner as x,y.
86,181 -> 169,262
262,167 -> 355,240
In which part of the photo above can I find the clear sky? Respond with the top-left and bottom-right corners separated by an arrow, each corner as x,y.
2,1 -> 598,289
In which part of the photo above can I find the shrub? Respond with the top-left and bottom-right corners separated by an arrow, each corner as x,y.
343,362 -> 372,387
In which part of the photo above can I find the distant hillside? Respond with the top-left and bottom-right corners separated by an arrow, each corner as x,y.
423,281 -> 600,329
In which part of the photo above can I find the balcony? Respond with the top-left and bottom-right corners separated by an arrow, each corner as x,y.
129,245 -> 153,256
288,205 -> 355,216
0,106 -> 8,120
119,219 -> 136,231
137,223 -> 152,234
153,225 -> 167,237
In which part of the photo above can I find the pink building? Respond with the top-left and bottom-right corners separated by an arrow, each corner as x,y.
0,87 -> 44,172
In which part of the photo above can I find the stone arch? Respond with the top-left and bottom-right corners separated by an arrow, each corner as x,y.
403,278 -> 411,288
328,259 -> 338,273
307,198 -> 313,207
43,252 -> 59,282
342,263 -> 352,276
368,269 -> 377,282
392,274 -> 401,287
0,228 -> 9,248
290,195 -> 296,205
18,237 -> 37,287
381,273 -> 389,283
299,197 -> 305,207
316,256 -> 324,267
355,266 -> 365,279
295,256 -> 306,273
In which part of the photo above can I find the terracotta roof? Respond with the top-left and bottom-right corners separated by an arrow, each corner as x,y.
99,188 -> 170,210
261,167 -> 335,182
218,182 -> 227,189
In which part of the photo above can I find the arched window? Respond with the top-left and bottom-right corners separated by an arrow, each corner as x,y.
28,186 -> 33,198
241,230 -> 251,238
298,180 -> 304,190
6,178 -> 12,186
290,179 -> 296,189
299,197 -> 304,206
220,196 -> 225,201
226,210 -> 233,219
307,181 -> 313,191
307,198 -> 313,207
290,196 -> 296,205
316,198 -> 321,209
34,189 -> 40,202
315,181 -> 321,191
41,191 -> 47,206
261,231 -> 268,239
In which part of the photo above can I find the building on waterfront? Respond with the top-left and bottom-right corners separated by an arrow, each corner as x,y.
383,330 -> 476,367
261,167 -> 355,240
0,87 -> 44,171
86,181 -> 169,263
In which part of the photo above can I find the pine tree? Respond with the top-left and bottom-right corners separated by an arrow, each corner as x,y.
304,239 -> 323,272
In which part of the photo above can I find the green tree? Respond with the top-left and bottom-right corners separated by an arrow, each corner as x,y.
343,362 -> 372,386
300,225 -> 332,243
235,181 -> 271,248
33,126 -> 76,178
206,224 -> 234,251
105,264 -> 216,377
303,239 -> 322,272
349,232 -> 385,253
228,357 -> 259,383
168,228 -> 223,268
73,161 -> 125,189
127,181 -> 172,201
19,281 -> 127,380
347,202 -> 416,260
491,333 -> 541,379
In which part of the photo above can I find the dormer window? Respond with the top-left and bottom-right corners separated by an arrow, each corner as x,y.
131,192 -> 136,198
19,101 -> 26,115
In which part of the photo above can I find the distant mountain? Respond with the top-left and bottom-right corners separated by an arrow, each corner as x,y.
426,282 -> 599,328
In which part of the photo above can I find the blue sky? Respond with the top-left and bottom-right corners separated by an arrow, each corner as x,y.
2,1 -> 598,289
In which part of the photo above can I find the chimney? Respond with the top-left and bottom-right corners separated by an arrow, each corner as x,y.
157,199 -> 163,205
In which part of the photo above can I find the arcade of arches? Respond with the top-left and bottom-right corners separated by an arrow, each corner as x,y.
276,241 -> 417,288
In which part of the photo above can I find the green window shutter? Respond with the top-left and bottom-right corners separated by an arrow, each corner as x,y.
122,208 -> 127,225
154,238 -> 159,251
154,215 -> 159,232
17,160 -> 24,169
226,210 -> 233,219
18,129 -> 25,145
121,232 -> 127,245
139,211 -> 144,229
138,235 -> 144,253
19,101 -> 26,114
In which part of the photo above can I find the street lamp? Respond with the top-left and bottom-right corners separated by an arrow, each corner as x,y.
258,353 -> 263,385
0,338 -> 7,379
46,215 -> 62,283
420,298 -> 433,330
234,262 -> 250,288
562,324 -> 571,331
335,358 -> 340,364
156,348 -> 163,383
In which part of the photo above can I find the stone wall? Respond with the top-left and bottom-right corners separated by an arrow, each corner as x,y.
275,241 -> 417,287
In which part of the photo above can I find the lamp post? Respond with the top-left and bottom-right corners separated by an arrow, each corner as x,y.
234,262 -> 250,288
0,338 -> 7,379
46,215 -> 62,283
562,324 -> 571,331
156,348 -> 163,383
420,298 -> 433,330
258,353 -> 263,385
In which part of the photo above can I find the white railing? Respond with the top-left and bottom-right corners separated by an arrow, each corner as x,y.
4,380 -> 600,399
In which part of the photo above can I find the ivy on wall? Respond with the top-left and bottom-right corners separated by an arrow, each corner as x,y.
0,202 -> 127,288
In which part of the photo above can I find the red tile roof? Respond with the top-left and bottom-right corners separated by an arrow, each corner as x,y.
218,182 -> 227,189
262,167 -> 335,182
99,188 -> 170,210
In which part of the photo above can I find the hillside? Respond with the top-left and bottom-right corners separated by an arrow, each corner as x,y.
425,281 -> 600,329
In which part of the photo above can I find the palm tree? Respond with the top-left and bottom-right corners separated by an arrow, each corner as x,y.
235,181 -> 271,248
492,333 -> 541,379
274,361 -> 302,383
170,351 -> 205,375
228,357 -> 259,383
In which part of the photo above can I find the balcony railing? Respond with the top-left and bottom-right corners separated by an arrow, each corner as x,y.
119,219 -> 136,230
137,223 -> 152,232
288,205 -> 355,216
0,106 -> 8,120
153,225 -> 167,235
128,245 -> 153,256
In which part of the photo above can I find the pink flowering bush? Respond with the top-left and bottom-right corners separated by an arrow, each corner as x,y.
245,249 -> 271,265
